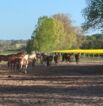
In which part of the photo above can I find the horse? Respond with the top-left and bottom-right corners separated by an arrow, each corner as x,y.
18,54 -> 29,74
40,53 -> 47,65
0,51 -> 29,73
28,53 -> 37,66
7,51 -> 25,71
54,53 -> 59,64
0,55 -> 8,62
18,52 -> 38,73
75,53 -> 80,64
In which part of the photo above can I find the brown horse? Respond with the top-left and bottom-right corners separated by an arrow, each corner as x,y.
0,51 -> 37,73
6,52 -> 25,71
0,55 -> 8,62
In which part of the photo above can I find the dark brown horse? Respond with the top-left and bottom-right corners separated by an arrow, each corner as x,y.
0,55 -> 8,62
7,52 -> 25,71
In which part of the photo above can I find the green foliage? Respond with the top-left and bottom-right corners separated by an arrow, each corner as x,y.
33,16 -> 55,52
80,34 -> 103,49
52,18 -> 65,50
53,14 -> 84,49
0,40 -> 26,54
82,0 -> 103,31
26,39 -> 33,53
26,14 -> 84,52
0,40 -> 26,51
30,16 -> 65,52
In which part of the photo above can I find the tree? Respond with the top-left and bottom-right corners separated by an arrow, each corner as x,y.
26,14 -> 84,53
53,13 -> 84,49
73,28 -> 85,49
33,16 -> 54,52
80,34 -> 103,49
31,16 -> 65,52
52,18 -> 66,50
26,39 -> 34,53
82,0 -> 103,31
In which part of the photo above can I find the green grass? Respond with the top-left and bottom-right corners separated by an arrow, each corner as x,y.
80,57 -> 103,62
0,50 -> 19,55
61,56 -> 103,63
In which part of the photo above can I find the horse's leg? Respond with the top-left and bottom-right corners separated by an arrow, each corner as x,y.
12,62 -> 15,72
9,62 -> 12,72
24,60 -> 28,74
11,63 -> 14,72
16,63 -> 20,72
8,61 -> 10,68
32,58 -> 36,66
24,65 -> 28,74
14,63 -> 17,72
17,61 -> 22,72
20,64 -> 22,72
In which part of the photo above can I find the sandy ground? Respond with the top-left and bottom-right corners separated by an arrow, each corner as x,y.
0,62 -> 103,106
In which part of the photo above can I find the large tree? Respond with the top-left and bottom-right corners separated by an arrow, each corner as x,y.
82,0 -> 103,31
26,14 -> 84,53
31,16 -> 65,52
53,14 -> 84,49
26,39 -> 35,53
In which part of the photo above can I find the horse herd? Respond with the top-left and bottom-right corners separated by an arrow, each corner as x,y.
0,51 -> 60,73
0,52 -> 80,74
0,52 -> 37,73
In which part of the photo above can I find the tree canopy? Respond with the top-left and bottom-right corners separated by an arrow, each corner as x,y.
82,0 -> 103,31
80,34 -> 103,49
53,14 -> 75,49
26,14 -> 84,53
27,16 -> 65,52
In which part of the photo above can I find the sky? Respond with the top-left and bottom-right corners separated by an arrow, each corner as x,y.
0,0 -> 87,40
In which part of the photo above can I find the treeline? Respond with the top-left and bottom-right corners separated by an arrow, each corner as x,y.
81,34 -> 103,49
0,33 -> 103,54
1,13 -> 103,54
26,13 -> 103,53
0,40 -> 27,53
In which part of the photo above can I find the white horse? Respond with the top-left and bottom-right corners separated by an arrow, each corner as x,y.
19,52 -> 37,73
28,52 -> 37,66
19,54 -> 29,73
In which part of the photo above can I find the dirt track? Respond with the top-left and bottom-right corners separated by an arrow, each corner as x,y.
0,63 -> 103,106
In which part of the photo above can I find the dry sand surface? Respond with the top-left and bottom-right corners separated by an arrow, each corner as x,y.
0,63 -> 103,106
